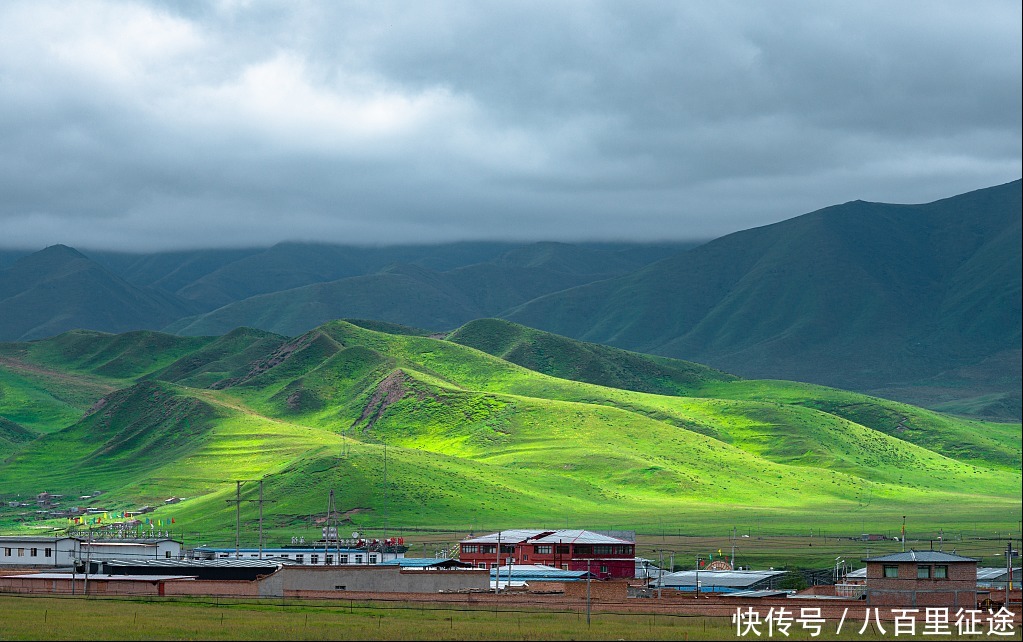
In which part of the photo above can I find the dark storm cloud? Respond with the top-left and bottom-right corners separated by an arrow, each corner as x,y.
0,0 -> 1019,251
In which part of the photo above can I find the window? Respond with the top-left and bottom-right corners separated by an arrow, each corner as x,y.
30,548 -> 38,557
600,565 -> 608,574
480,545 -> 496,554
535,545 -> 552,555
883,565 -> 899,578
369,555 -> 378,564
478,563 -> 487,569
917,565 -> 931,579
17,548 -> 24,557
311,554 -> 319,565
561,564 -> 568,570
326,555 -> 334,565
281,554 -> 290,558
334,585 -> 346,590
355,555 -> 363,564
339,555 -> 349,564
45,548 -> 52,558
934,565 -> 948,579
522,554 -> 528,561
4,548 -> 11,556
556,545 -> 569,555
165,551 -> 171,558
295,554 -> 304,563
463,545 -> 478,554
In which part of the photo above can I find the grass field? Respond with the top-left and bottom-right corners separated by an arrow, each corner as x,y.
0,594 -> 918,641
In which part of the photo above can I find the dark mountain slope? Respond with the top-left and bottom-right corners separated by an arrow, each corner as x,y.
0,246 -> 199,342
166,243 -> 656,337
505,180 -> 1022,418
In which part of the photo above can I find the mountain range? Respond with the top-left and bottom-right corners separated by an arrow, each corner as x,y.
0,180 -> 1018,419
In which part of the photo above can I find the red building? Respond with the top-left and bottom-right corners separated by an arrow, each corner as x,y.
862,550 -> 978,608
458,529 -> 636,579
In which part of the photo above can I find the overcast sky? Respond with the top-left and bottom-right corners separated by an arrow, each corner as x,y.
1,1 -> 1020,251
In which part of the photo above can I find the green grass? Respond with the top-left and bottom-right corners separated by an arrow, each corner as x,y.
0,595 -> 913,641
0,321 -> 1018,553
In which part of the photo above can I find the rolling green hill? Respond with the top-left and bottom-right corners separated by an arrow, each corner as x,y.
0,320 -> 1017,546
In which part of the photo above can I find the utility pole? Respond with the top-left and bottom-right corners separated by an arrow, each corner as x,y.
902,516 -> 906,553
696,556 -> 702,599
1007,541 -> 1014,607
586,558 -> 591,626
225,479 -> 275,559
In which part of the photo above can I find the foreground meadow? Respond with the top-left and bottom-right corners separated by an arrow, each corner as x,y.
0,594 -> 910,641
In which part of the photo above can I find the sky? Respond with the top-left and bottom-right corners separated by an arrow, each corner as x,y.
1,0 -> 1020,252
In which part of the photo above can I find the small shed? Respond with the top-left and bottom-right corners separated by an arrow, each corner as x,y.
649,569 -> 787,593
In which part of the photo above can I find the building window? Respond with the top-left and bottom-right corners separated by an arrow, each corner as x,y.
535,545 -> 552,555
17,548 -> 24,557
600,565 -> 608,574
934,565 -> 948,579
165,551 -> 171,558
478,563 -> 487,569
334,585 -> 346,590
30,548 -> 38,557
522,554 -> 528,561
561,564 -> 568,570
369,555 -> 378,564
480,545 -> 496,554
326,555 -> 334,565
295,555 -> 304,563
917,565 -> 931,579
339,555 -> 349,564
883,565 -> 898,578
556,545 -> 569,555
4,548 -> 11,556
463,545 -> 478,554
355,555 -> 363,564
45,548 -> 52,558
311,554 -> 319,565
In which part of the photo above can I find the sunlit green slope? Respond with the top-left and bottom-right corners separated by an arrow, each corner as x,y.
0,320 -> 1018,543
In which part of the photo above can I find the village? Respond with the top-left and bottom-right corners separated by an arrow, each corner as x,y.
0,517 -> 1019,635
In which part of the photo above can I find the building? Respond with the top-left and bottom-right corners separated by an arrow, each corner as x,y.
977,567 -> 1021,590
0,535 -> 180,568
648,569 -> 787,593
489,564 -> 594,589
458,529 -> 636,579
0,536 -> 79,568
193,545 -> 405,566
862,550 -> 978,608
81,538 -> 181,563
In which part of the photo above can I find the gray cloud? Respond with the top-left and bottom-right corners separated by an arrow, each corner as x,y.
0,0 -> 1019,251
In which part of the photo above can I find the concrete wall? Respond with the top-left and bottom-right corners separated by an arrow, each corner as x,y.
276,566 -> 489,596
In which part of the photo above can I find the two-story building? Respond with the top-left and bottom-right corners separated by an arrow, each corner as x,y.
458,529 -> 636,579
862,550 -> 978,608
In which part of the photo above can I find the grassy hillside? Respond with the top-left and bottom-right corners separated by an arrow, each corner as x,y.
0,321 -> 1017,547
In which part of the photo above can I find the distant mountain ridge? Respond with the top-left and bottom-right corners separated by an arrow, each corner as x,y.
505,180 -> 1021,419
0,245 -> 198,341
0,180 -> 1018,419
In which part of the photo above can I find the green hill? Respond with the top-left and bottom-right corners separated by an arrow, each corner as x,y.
0,320 -> 1017,545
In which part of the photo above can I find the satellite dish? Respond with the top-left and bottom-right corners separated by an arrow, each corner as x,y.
352,531 -> 360,539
